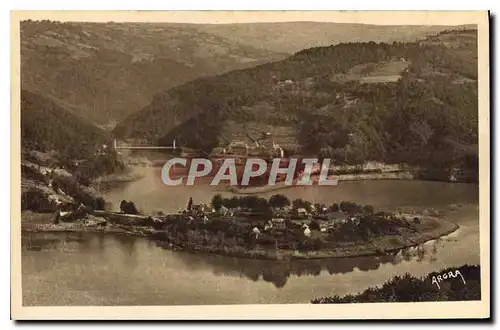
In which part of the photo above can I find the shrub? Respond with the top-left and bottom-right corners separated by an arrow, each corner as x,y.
93,197 -> 106,211
269,194 -> 291,208
211,194 -> 223,211
120,200 -> 139,214
21,190 -> 54,212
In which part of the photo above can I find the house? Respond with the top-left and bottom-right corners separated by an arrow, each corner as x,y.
264,220 -> 273,231
219,205 -> 229,216
271,218 -> 286,229
227,141 -> 248,155
296,208 -> 308,216
302,224 -> 312,237
252,227 -> 261,239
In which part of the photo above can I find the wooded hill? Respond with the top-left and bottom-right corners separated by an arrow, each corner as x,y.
21,89 -> 109,158
21,20 -> 459,126
114,29 -> 478,174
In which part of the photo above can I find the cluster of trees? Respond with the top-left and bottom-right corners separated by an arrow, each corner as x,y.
210,193 -> 376,216
298,75 -> 477,172
211,194 -> 274,220
73,153 -> 126,184
21,190 -> 55,212
51,176 -> 103,209
312,265 -> 480,303
211,194 -> 293,212
21,182 -> 107,213
326,212 -> 410,243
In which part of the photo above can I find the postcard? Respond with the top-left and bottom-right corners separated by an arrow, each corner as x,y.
11,10 -> 490,320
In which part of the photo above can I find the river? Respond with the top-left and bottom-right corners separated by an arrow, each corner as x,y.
22,163 -> 480,306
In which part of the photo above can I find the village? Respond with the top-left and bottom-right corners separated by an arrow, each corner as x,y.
20,142 -> 458,261
35,191 -> 451,261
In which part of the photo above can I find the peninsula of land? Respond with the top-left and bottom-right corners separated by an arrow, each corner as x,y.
22,194 -> 459,260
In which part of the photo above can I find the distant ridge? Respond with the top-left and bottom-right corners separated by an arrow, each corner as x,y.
21,20 -> 458,125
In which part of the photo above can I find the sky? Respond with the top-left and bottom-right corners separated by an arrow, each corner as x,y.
12,10 -> 486,26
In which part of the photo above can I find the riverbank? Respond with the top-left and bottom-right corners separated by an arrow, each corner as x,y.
21,212 -> 155,237
21,211 -> 459,261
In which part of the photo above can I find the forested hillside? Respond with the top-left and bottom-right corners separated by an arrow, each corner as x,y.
21,89 -> 109,158
20,20 -> 284,125
21,20 -> 456,126
115,29 -> 478,175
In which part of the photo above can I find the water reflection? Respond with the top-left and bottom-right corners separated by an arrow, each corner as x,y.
113,234 -> 137,257
155,241 -> 441,289
22,230 -> 445,290
21,232 -> 88,251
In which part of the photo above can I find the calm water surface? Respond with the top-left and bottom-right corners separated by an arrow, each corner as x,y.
22,164 -> 480,306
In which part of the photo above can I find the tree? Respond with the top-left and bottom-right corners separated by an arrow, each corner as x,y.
211,194 -> 223,211
187,197 -> 193,211
309,220 -> 321,231
269,194 -> 291,209
120,200 -> 128,213
363,205 -> 375,214
93,197 -> 106,211
329,203 -> 340,212
263,207 -> 274,221
120,200 -> 139,214
340,201 -> 362,213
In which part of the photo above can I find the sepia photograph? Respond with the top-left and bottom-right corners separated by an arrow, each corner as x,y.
10,10 -> 490,320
